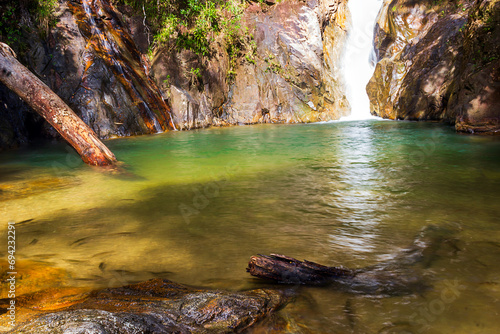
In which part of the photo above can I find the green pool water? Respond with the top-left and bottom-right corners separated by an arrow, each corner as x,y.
1,120 -> 500,333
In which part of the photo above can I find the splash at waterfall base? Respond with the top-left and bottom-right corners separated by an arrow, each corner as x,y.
340,0 -> 383,121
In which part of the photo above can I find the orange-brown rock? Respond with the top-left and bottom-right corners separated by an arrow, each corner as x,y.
3,279 -> 288,333
0,260 -> 70,300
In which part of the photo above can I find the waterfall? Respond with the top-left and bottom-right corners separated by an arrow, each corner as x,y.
69,0 -> 176,132
340,0 -> 383,120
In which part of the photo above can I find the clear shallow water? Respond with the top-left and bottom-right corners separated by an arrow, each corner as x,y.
1,120 -> 500,333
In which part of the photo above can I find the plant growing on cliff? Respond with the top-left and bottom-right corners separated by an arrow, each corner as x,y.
0,4 -> 21,45
0,0 -> 57,50
116,0 -> 251,84
37,0 -> 58,29
188,67 -> 203,87
117,0 -> 247,56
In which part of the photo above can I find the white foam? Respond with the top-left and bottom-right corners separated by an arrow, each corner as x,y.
340,0 -> 384,121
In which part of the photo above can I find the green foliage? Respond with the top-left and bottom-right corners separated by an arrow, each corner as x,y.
0,0 -> 57,46
245,36 -> 257,64
117,0 -> 247,59
245,54 -> 255,64
163,74 -> 172,88
187,66 -> 203,88
0,3 -> 22,45
465,1 -> 499,72
189,67 -> 202,78
264,54 -> 282,74
116,0 -> 254,84
37,0 -> 58,37
37,0 -> 58,21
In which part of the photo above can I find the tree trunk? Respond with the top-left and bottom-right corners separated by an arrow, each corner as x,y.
0,42 -> 116,166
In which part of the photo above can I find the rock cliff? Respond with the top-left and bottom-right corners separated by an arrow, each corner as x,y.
0,0 -> 349,149
1,0 -> 176,151
367,0 -> 499,134
151,0 -> 350,129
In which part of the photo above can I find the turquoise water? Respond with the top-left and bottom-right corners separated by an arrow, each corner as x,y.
1,120 -> 500,333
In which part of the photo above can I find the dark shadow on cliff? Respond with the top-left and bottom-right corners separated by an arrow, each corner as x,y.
0,82 -> 48,150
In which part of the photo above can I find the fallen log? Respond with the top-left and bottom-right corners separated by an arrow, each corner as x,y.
247,227 -> 461,292
0,42 -> 116,166
247,254 -> 355,285
247,253 -> 426,295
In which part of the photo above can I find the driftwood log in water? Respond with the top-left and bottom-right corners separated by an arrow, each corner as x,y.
247,227 -> 458,291
0,42 -> 116,166
247,254 -> 355,285
248,250 -> 428,296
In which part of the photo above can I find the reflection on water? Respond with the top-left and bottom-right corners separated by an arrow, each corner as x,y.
1,120 -> 500,333
327,124 -> 382,254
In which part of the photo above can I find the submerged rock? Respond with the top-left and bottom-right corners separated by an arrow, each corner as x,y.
5,279 -> 288,333
368,0 -> 500,134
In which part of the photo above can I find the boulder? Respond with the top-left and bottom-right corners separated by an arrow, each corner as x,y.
5,279 -> 288,333
368,0 -> 500,134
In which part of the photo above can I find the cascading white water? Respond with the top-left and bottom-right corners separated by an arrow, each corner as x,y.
340,0 -> 383,120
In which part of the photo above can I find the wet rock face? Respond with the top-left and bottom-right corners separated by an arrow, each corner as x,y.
224,0 -> 349,124
0,0 -> 175,149
368,0 -> 500,134
67,0 -> 175,135
150,47 -> 227,130
9,279 -> 287,334
150,0 -> 350,129
450,0 -> 500,134
1,0 -> 349,147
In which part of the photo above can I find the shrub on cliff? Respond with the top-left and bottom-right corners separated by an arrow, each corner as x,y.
115,0 -> 247,58
0,0 -> 57,48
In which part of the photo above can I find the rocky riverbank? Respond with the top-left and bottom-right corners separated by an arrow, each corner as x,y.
1,278 -> 288,333
0,0 -> 349,150
367,0 -> 500,134
1,0 -> 498,152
